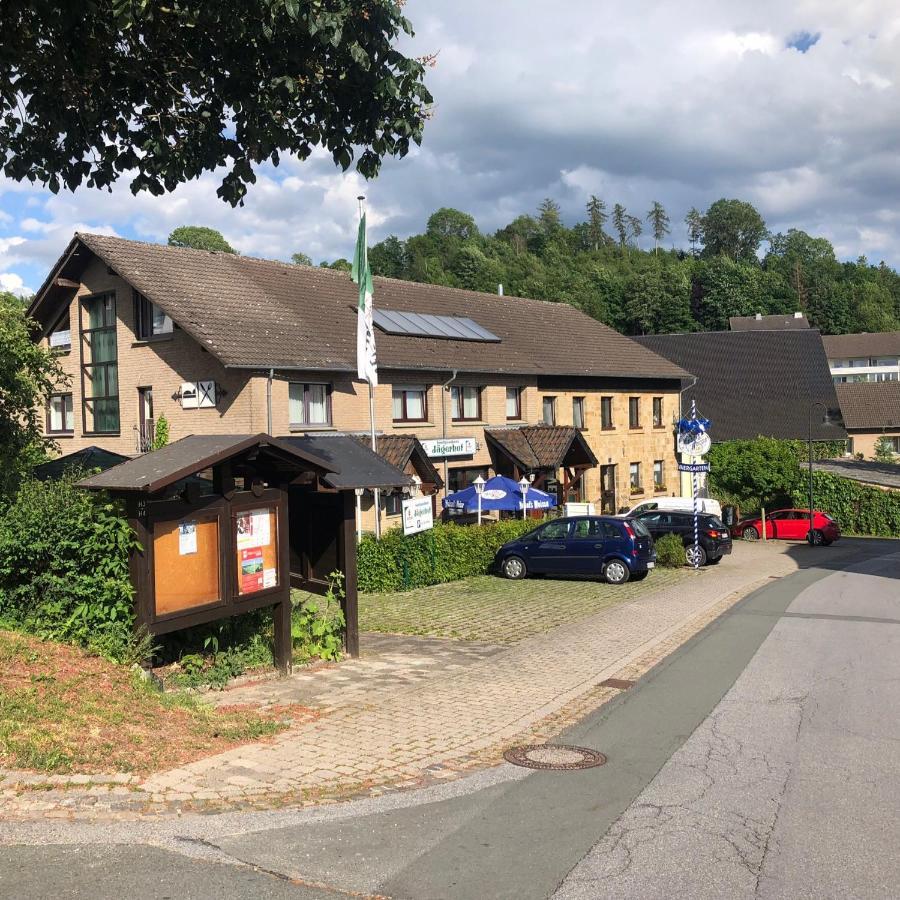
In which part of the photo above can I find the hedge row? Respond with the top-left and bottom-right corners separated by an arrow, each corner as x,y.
791,472 -> 900,538
358,518 -> 541,593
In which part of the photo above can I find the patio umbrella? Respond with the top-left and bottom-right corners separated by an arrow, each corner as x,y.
442,474 -> 557,513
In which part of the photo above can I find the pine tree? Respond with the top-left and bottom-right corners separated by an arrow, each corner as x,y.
685,207 -> 703,256
647,201 -> 671,254
538,198 -> 562,234
627,215 -> 643,248
586,195 -> 608,251
612,203 -> 628,250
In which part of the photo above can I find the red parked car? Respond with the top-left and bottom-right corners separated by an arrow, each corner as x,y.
734,509 -> 841,545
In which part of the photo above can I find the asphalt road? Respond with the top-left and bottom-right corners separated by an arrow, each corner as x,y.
2,539 -> 898,900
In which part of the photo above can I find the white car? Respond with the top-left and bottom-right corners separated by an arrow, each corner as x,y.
618,497 -> 722,519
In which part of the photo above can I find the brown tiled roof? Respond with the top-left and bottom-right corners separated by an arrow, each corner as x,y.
350,434 -> 443,488
32,233 -> 689,381
822,332 -> 900,359
730,313 -> 810,331
636,330 -> 846,441
835,381 -> 900,430
485,426 -> 598,470
812,459 -> 900,489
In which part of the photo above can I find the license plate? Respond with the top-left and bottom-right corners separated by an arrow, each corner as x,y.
646,562 -> 655,568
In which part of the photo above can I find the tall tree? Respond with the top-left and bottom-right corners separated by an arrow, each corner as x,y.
0,293 -> 66,500
168,226 -> 236,254
612,204 -> 628,250
538,198 -> 562,234
646,201 -> 671,254
585,196 -> 608,251
291,252 -> 313,266
0,1 -> 432,205
685,207 -> 703,256
626,215 -> 643,248
700,199 -> 768,263
426,208 -> 480,243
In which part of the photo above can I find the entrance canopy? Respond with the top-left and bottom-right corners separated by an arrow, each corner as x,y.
485,425 -> 598,475
443,475 -> 557,513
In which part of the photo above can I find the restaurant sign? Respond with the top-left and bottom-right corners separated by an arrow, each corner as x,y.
420,437 -> 477,458
402,496 -> 434,536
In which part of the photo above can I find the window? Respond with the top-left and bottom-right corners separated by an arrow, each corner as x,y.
289,382 -> 331,427
392,385 -> 427,422
542,396 -> 556,425
629,397 -> 641,428
47,393 -> 74,434
384,492 -> 403,516
537,520 -> 570,540
451,386 -> 482,421
134,291 -> 173,339
80,292 -> 119,434
448,467 -> 489,493
506,387 -> 522,420
48,312 -> 71,351
653,460 -> 665,490
572,396 -> 585,430
630,462 -> 642,491
885,437 -> 900,453
653,397 -> 664,428
601,396 -> 613,430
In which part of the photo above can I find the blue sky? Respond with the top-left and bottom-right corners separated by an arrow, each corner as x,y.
3,0 -> 900,295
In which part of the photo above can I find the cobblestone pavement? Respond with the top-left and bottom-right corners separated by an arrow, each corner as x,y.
0,543 -> 812,820
358,567 -> 689,642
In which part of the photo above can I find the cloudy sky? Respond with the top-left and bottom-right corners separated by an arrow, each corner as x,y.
3,0 -> 900,295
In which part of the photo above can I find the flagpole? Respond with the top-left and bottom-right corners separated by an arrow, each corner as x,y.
357,194 -> 381,540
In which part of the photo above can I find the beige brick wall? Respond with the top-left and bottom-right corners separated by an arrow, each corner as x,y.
41,257 -> 254,456
848,430 -> 900,460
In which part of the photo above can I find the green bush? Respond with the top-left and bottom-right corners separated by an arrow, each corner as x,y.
358,518 -> 543,592
791,472 -> 900,537
0,472 -> 140,661
654,532 -> 687,567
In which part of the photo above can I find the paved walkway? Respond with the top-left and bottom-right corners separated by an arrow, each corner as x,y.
1,543 -> 814,819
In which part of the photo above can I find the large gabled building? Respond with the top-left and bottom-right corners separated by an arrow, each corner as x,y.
29,233 -> 690,528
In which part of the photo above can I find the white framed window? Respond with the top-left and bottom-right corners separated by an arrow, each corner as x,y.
289,382 -> 331,426
542,396 -> 556,425
630,461 -> 642,490
572,397 -> 585,429
653,460 -> 665,489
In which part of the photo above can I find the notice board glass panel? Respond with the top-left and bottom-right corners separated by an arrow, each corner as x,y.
235,507 -> 279,595
153,516 -> 221,615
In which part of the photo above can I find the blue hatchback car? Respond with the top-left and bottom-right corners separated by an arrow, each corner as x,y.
494,515 -> 656,585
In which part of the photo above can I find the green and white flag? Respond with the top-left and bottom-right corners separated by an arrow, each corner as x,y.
352,212 -> 378,386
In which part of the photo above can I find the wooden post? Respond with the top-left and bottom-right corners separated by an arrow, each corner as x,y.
273,596 -> 292,674
341,490 -> 360,658
125,496 -> 154,667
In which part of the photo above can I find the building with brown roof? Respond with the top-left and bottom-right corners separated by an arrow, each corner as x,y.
729,312 -> 810,331
29,233 -> 690,529
823,332 -> 900,384
834,381 -> 900,459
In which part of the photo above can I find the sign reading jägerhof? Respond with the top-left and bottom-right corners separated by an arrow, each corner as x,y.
420,437 -> 477,458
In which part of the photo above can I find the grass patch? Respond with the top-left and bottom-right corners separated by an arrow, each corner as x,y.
0,629 -> 316,775
360,568 -> 691,644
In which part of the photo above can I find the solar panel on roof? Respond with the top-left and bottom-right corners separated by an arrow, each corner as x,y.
373,310 -> 501,343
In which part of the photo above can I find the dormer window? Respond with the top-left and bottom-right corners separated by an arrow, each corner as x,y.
134,290 -> 173,339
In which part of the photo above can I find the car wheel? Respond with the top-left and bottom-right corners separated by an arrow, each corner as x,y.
685,544 -> 708,567
808,529 -> 825,546
603,559 -> 630,585
501,556 -> 527,580
743,526 -> 760,541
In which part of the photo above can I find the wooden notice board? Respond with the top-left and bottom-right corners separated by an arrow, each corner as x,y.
235,506 -> 279,596
153,515 -> 221,615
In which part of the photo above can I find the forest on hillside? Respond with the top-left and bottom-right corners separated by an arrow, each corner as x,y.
317,198 -> 900,337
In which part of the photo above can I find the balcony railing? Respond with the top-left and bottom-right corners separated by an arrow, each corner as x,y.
134,420 -> 155,454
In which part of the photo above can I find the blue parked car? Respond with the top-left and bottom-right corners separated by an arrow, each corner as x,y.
494,516 -> 656,585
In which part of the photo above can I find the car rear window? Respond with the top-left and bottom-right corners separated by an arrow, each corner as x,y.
704,516 -> 727,530
629,518 -> 651,538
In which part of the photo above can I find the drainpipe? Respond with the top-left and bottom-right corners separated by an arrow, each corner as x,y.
266,368 -> 274,434
440,369 -> 459,502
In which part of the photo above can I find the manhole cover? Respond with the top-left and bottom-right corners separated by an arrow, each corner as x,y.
503,743 -> 607,770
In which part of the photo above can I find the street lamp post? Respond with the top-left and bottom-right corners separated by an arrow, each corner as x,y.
473,475 -> 485,526
808,401 -> 827,545
518,476 -> 530,521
